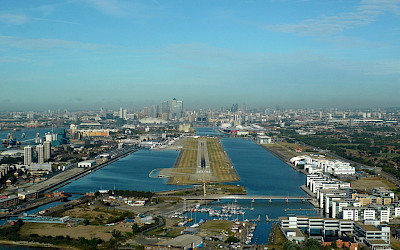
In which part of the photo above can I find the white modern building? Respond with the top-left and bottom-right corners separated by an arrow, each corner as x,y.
36,144 -> 44,164
291,156 -> 355,175
280,215 -> 391,249
24,146 -> 33,166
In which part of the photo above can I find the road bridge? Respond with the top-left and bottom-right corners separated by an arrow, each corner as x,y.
165,194 -> 313,202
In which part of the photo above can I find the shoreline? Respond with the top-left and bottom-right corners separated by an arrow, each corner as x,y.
258,143 -> 307,175
26,147 -> 141,194
257,142 -> 321,208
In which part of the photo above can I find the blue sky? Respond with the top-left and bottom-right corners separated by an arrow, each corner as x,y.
0,0 -> 399,111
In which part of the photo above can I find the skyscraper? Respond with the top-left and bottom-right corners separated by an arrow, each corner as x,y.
36,144 -> 44,164
43,141 -> 51,161
24,146 -> 33,166
162,101 -> 170,114
172,98 -> 183,120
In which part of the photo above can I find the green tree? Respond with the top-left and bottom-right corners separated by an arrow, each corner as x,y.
112,229 -> 121,238
132,223 -> 139,234
284,240 -> 300,250
226,236 -> 240,243
303,238 -> 321,249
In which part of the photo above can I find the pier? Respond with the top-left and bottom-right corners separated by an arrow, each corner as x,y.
265,215 -> 279,222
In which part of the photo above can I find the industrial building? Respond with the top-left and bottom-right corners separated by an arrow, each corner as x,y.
78,160 -> 96,168
256,135 -> 272,144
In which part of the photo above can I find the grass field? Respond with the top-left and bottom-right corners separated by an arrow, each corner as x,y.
199,220 -> 233,236
20,222 -> 133,241
266,223 -> 287,249
352,176 -> 397,191
167,137 -> 239,185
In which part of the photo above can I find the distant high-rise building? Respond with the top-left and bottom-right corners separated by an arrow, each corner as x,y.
231,104 -> 238,112
172,98 -> 183,120
43,141 -> 51,161
122,109 -> 127,120
24,146 -> 33,166
36,144 -> 44,164
162,101 -> 170,114
150,105 -> 159,118
119,107 -> 123,118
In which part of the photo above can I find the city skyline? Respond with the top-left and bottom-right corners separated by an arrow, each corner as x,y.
1,0 -> 400,110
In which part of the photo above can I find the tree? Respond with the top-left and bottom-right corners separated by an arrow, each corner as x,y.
132,223 -> 139,234
303,238 -> 321,249
225,236 -> 240,243
284,240 -> 300,250
112,229 -> 121,238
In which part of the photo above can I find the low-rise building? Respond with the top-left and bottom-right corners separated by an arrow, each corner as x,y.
0,195 -> 19,208
18,190 -> 38,201
256,135 -> 272,144
78,160 -> 96,168
354,222 -> 390,249
280,215 -> 391,249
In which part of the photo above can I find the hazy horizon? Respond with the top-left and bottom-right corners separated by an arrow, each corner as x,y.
1,0 -> 399,111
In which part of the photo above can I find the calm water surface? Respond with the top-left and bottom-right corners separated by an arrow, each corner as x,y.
61,149 -> 182,193
4,127 -> 317,245
60,127 -> 318,244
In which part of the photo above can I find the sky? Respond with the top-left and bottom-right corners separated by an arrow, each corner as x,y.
0,0 -> 399,111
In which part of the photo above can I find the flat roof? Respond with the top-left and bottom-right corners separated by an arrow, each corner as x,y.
355,222 -> 380,232
368,239 -> 389,245
282,228 -> 305,238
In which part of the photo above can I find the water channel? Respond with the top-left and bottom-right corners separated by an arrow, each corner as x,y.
2,127 -> 318,245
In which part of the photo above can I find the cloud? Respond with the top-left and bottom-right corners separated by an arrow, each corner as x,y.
36,5 -> 55,16
0,13 -> 30,25
157,43 -> 400,78
0,35 -> 109,50
82,0 -> 129,17
33,18 -> 80,25
80,0 -> 163,20
264,0 -> 400,36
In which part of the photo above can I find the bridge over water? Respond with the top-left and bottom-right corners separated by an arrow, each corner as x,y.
167,194 -> 313,202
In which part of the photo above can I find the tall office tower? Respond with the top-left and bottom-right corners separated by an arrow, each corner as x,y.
172,98 -> 183,120
36,144 -> 44,164
119,107 -> 123,118
162,101 -> 170,114
231,104 -> 238,112
122,109 -> 127,120
150,105 -> 159,118
43,141 -> 51,161
24,146 -> 33,166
